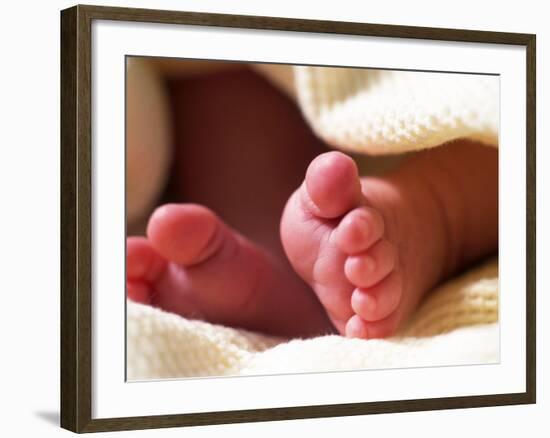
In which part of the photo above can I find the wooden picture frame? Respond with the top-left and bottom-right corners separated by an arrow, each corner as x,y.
60,4 -> 536,433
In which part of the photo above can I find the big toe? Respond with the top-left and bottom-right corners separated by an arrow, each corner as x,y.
302,151 -> 362,219
146,203 -> 222,266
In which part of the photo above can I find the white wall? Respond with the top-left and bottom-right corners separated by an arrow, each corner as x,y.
0,0 -> 546,436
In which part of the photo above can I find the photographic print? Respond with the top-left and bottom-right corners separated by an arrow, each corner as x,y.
60,5 -> 535,432
125,58 -> 500,380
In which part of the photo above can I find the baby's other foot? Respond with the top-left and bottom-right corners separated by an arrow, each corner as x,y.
127,203 -> 333,337
281,152 -> 429,338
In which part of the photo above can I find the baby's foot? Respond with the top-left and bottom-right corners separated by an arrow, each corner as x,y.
127,203 -> 332,337
281,151 -> 450,339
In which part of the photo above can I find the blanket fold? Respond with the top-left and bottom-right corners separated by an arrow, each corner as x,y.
254,64 -> 499,154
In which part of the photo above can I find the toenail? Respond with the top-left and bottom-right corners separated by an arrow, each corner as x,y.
349,254 -> 375,274
365,294 -> 377,314
362,256 -> 376,273
361,292 -> 377,314
352,289 -> 377,317
347,315 -> 369,339
355,215 -> 371,240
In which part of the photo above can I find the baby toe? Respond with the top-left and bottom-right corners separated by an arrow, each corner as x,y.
126,237 -> 167,304
346,312 -> 401,339
126,280 -> 153,304
345,314 -> 370,339
302,151 -> 362,219
147,203 -> 222,266
126,237 -> 166,282
360,312 -> 402,339
344,239 -> 396,288
334,206 -> 384,255
350,270 -> 402,322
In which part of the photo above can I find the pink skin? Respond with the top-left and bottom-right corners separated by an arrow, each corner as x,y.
127,203 -> 333,338
280,152 -> 403,337
127,141 -> 498,339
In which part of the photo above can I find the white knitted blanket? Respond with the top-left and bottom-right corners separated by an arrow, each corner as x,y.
253,64 -> 499,154
128,258 -> 498,379
127,63 -> 499,380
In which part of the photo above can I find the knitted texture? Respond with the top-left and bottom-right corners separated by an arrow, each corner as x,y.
292,66 -> 498,154
127,258 -> 498,379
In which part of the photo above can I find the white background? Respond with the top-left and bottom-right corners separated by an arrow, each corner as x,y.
0,0 -> 546,436
93,20 -> 525,419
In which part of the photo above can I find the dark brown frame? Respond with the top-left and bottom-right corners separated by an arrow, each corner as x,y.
60,4 -> 536,433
